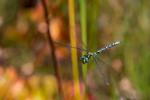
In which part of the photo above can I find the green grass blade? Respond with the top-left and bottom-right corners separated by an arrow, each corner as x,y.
68,0 -> 81,99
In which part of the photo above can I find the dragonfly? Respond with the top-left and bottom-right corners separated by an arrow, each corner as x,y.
54,41 -> 120,99
54,41 -> 120,64
79,41 -> 120,64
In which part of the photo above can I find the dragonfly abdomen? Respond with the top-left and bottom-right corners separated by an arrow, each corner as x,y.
96,41 -> 120,54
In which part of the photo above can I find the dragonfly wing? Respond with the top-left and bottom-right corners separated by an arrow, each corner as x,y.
86,56 -> 112,99
53,41 -> 88,80
54,41 -> 88,53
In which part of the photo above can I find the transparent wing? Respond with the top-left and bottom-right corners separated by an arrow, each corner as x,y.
53,41 -> 88,80
53,41 -> 88,53
86,55 -> 112,99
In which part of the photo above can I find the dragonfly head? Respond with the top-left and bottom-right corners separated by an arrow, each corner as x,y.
80,55 -> 89,64
80,54 -> 92,64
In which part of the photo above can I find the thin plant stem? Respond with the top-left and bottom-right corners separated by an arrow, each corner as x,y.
79,0 -> 88,99
68,0 -> 81,99
79,0 -> 87,83
40,0 -> 63,99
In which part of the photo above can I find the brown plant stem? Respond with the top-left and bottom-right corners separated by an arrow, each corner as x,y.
40,0 -> 63,99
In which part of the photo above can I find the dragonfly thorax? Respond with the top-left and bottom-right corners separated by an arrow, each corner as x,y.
80,52 -> 93,64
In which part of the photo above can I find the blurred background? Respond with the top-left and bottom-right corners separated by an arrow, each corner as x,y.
0,0 -> 150,100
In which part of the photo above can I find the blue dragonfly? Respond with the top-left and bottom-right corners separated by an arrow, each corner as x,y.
79,41 -> 120,64
54,41 -> 120,98
54,41 -> 120,64
54,40 -> 120,76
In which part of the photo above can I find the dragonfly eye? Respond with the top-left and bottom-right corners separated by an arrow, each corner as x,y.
80,55 -> 89,64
